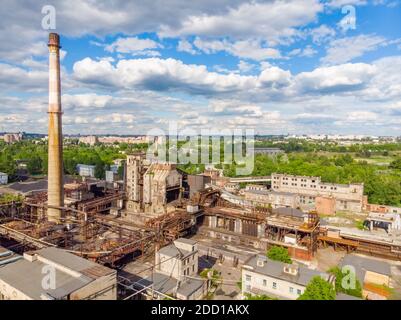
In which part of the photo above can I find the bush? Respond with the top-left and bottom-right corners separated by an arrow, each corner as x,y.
267,246 -> 292,264
298,276 -> 336,300
328,267 -> 363,298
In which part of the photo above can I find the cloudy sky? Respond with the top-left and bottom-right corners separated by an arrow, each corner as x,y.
0,0 -> 400,136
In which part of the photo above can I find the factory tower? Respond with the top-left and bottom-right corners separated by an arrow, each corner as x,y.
47,33 -> 64,222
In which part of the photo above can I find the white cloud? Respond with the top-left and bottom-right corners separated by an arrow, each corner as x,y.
62,94 -> 113,110
321,34 -> 386,65
193,37 -> 281,61
289,45 -> 317,58
159,0 -> 323,44
238,60 -> 255,73
73,57 -> 257,94
326,0 -> 367,8
105,37 -> 162,56
310,24 -> 336,44
177,39 -> 197,54
295,63 -> 376,93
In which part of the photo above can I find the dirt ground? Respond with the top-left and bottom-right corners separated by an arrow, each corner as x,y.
314,247 -> 346,272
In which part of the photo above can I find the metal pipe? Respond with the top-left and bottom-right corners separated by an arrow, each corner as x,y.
0,256 -> 22,266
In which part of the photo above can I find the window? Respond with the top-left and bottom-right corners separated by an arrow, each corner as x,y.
297,289 -> 301,295
246,285 -> 251,291
272,282 -> 277,289
289,287 -> 294,293
192,265 -> 195,272
263,279 -> 267,286
246,275 -> 251,281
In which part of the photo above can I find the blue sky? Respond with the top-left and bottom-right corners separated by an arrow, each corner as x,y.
0,0 -> 401,135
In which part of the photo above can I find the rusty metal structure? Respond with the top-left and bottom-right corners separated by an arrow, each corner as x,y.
264,210 -> 320,260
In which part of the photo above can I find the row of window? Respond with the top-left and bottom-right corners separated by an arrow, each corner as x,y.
245,275 -> 302,295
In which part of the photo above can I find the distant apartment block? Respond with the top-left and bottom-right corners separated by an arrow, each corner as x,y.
0,172 -> 8,185
78,135 -> 98,146
271,173 -> 364,212
77,164 -> 96,178
242,254 -> 334,300
0,247 -> 117,300
1,133 -> 23,144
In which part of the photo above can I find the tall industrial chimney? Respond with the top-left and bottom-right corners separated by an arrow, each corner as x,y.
47,33 -> 64,223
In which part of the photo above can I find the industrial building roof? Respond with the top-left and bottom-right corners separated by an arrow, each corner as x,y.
35,247 -> 105,272
243,255 -> 330,287
0,247 -> 115,300
140,272 -> 178,295
177,278 -> 205,297
245,189 -> 295,197
273,207 -> 306,218
140,272 -> 205,298
174,238 -> 197,246
0,176 -> 99,195
0,257 -> 92,299
158,238 -> 197,259
158,244 -> 193,260
339,254 -> 391,283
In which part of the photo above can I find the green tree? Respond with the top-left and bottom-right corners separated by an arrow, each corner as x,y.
27,154 -> 43,175
267,246 -> 292,264
328,267 -> 363,298
297,276 -> 336,300
94,161 -> 105,179
389,158 -> 401,170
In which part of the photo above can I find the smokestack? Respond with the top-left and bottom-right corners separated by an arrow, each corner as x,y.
47,33 -> 64,223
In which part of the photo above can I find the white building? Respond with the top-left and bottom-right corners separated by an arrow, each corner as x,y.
271,173 -> 364,212
241,255 -> 334,300
141,238 -> 207,300
0,172 -> 8,185
77,164 -> 96,178
0,247 -> 117,300
156,238 -> 199,281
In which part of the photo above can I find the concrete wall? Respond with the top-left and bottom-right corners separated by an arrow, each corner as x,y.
70,272 -> 117,300
364,271 -> 390,287
0,279 -> 31,300
315,196 -> 336,215
157,251 -> 198,282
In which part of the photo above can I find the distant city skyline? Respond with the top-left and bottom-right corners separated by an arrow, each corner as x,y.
0,1 -> 401,135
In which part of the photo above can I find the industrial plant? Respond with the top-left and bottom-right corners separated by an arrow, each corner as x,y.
0,33 -> 400,301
